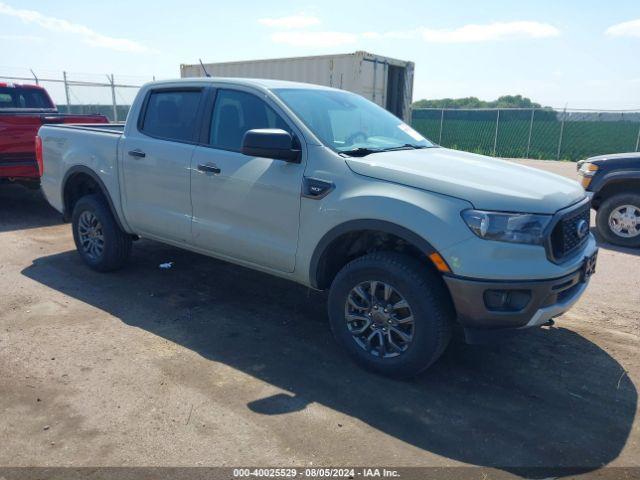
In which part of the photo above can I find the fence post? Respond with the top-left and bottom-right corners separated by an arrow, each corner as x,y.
438,108 -> 444,144
107,74 -> 118,122
557,109 -> 566,160
526,108 -> 535,158
62,71 -> 71,113
30,69 -> 39,85
493,109 -> 500,156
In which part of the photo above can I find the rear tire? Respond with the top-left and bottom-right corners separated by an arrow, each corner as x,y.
595,193 -> 640,248
71,194 -> 132,272
328,252 -> 454,378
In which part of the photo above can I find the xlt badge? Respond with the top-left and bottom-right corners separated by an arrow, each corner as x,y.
302,177 -> 334,199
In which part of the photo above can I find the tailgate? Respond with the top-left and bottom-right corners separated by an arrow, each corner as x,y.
0,113 -> 41,178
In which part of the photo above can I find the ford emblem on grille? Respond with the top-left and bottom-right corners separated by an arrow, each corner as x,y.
576,219 -> 589,239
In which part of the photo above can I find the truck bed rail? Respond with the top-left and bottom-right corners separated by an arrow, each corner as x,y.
41,123 -> 124,135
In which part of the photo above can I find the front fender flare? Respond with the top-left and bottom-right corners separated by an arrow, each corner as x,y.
590,170 -> 640,195
308,219 -> 438,289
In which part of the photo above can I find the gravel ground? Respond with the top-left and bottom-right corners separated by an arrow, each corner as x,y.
0,160 -> 638,478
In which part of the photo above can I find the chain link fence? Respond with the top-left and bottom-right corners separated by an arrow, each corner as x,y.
412,107 -> 640,161
0,67 -> 156,122
3,68 -> 639,160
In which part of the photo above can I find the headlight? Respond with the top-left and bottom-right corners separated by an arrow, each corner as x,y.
578,162 -> 599,177
461,210 -> 552,245
578,162 -> 598,188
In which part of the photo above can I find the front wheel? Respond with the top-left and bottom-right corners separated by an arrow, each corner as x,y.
328,252 -> 454,378
596,193 -> 640,248
71,194 -> 132,272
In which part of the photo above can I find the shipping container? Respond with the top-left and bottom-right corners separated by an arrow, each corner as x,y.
180,51 -> 415,122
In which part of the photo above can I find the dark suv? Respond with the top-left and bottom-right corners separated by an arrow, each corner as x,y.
577,153 -> 640,247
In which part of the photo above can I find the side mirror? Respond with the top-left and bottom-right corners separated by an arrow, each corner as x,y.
241,129 -> 301,163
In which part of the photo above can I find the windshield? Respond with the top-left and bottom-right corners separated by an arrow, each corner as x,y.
273,88 -> 435,154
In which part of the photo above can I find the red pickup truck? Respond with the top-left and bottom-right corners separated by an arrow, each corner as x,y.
0,83 -> 108,187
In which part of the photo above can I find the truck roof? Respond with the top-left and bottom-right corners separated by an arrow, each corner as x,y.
148,77 -> 338,91
0,82 -> 45,90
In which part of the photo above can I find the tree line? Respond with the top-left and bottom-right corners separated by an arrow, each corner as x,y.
412,95 -> 547,109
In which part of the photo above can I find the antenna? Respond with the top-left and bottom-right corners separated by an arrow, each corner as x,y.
199,59 -> 212,78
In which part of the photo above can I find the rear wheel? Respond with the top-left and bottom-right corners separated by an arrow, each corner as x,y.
72,194 -> 132,271
596,193 -> 640,248
328,252 -> 454,378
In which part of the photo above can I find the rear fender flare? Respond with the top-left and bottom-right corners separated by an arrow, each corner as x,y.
61,165 -> 127,231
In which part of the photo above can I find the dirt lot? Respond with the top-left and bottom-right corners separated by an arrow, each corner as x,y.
0,160 -> 638,478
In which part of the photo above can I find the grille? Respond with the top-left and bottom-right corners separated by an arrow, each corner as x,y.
550,202 -> 591,261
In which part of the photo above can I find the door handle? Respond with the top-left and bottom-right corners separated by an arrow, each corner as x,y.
128,149 -> 146,158
197,163 -> 221,174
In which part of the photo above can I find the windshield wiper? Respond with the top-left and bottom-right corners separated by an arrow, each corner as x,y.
340,144 -> 433,157
379,144 -> 431,152
339,147 -> 383,157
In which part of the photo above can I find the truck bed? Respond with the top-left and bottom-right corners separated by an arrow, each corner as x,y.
39,122 -> 124,216
0,110 -> 111,182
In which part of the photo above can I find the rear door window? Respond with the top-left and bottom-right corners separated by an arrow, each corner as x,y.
141,90 -> 203,142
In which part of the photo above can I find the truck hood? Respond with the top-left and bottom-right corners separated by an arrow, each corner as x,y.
586,152 -> 640,163
580,152 -> 640,170
345,147 -> 585,214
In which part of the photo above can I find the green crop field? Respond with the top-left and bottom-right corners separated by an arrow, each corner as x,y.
411,109 -> 640,161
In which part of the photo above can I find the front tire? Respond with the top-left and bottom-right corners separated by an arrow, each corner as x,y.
596,193 -> 640,248
328,252 -> 454,378
71,194 -> 132,272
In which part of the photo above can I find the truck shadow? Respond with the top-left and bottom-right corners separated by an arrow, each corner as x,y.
0,184 -> 62,232
22,241 -> 637,478
590,226 -> 640,256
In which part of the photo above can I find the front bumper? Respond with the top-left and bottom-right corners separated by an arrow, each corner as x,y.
443,250 -> 597,342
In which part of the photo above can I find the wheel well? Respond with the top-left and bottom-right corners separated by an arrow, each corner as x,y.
313,229 -> 438,290
63,172 -> 104,220
593,179 -> 640,210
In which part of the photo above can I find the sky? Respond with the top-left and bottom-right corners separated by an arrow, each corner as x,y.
1,0 -> 639,109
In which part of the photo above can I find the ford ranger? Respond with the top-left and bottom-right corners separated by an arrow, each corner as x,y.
38,79 -> 598,377
0,82 -> 108,187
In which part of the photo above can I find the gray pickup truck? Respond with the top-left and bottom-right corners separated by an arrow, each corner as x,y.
38,78 -> 598,377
